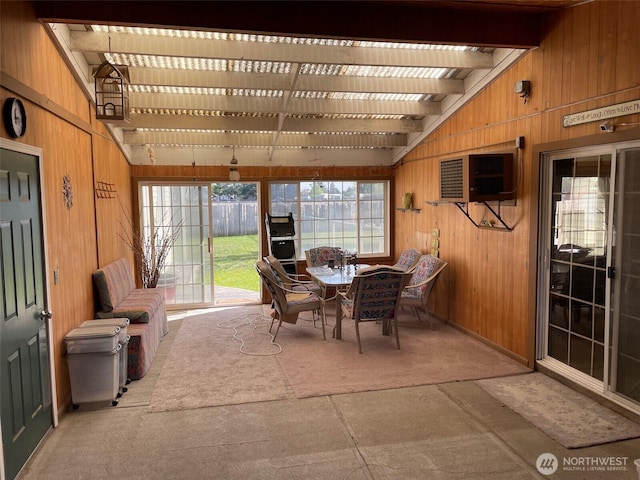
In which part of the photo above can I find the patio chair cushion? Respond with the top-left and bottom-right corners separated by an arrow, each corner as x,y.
305,246 -> 342,267
393,248 -> 422,272
403,254 -> 442,298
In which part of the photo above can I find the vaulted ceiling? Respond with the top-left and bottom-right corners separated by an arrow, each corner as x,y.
34,1 -> 586,168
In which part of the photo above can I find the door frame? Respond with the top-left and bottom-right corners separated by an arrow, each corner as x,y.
0,138 -> 58,479
138,181 -> 262,308
535,139 -> 640,416
138,181 -> 215,309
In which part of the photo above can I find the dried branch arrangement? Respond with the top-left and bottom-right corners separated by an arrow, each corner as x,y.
118,202 -> 182,288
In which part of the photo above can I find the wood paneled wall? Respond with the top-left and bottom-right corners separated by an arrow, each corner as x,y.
1,2 -> 133,413
394,0 -> 640,366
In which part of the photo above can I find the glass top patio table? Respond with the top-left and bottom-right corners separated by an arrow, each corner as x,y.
306,264 -> 370,340
306,265 -> 369,287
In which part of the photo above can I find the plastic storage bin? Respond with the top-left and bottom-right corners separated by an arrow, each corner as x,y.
65,325 -> 122,408
65,325 -> 121,354
80,318 -> 130,396
80,318 -> 129,341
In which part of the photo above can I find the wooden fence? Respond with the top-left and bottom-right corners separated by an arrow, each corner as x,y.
212,201 -> 259,236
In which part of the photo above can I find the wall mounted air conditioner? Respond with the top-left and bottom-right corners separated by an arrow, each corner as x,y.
439,151 -> 516,203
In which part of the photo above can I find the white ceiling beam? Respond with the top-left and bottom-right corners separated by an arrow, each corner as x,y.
123,130 -> 406,148
130,92 -> 440,116
271,63 -> 301,160
129,144 -> 394,167
295,76 -> 464,95
121,68 -> 464,95
127,113 -> 422,133
71,30 -> 494,69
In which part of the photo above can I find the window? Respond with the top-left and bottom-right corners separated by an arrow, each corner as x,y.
269,180 -> 389,258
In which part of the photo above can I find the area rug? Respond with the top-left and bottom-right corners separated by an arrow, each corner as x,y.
476,373 -> 640,448
150,305 -> 532,412
273,311 -> 530,398
149,306 -> 290,412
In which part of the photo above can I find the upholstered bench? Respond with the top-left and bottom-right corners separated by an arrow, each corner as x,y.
91,258 -> 168,380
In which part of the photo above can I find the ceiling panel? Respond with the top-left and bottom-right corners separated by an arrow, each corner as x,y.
37,1 -> 586,167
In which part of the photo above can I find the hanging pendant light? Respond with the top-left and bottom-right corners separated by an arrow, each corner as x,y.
229,146 -> 240,182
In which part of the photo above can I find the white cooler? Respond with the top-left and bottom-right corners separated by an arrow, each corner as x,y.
65,325 -> 122,408
80,318 -> 130,396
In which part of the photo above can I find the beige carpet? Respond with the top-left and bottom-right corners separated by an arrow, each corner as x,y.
149,306 -> 290,412
477,373 -> 640,448
274,311 -> 530,398
150,305 -> 530,412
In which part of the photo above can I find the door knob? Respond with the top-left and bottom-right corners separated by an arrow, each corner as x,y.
40,310 -> 53,320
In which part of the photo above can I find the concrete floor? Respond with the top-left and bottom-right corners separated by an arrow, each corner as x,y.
19,315 -> 640,480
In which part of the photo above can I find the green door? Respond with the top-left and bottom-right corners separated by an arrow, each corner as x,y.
0,148 -> 52,480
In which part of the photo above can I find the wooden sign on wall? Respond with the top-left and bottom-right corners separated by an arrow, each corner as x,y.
562,99 -> 640,127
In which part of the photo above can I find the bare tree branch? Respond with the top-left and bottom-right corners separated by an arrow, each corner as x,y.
117,199 -> 183,288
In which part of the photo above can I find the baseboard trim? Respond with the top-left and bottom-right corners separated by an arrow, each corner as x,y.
441,317 -> 530,368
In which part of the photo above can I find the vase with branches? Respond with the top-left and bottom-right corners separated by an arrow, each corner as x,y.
119,203 -> 183,288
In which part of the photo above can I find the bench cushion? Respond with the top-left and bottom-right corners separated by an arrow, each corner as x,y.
114,289 -> 164,324
92,258 -> 136,312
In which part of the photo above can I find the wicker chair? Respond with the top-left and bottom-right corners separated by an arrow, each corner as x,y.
399,255 -> 448,327
256,260 -> 326,341
337,265 -> 412,353
265,255 -> 322,296
265,255 -> 323,326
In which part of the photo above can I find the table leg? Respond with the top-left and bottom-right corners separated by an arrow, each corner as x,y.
334,296 -> 342,339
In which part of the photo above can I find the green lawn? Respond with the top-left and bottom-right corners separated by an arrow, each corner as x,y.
212,234 -> 260,291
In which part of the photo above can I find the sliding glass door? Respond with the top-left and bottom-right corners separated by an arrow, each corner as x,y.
610,146 -> 640,404
140,182 -> 260,308
538,142 -> 640,410
141,183 -> 213,307
545,151 -> 609,381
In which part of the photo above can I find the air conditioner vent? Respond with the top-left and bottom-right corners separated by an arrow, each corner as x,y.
440,158 -> 464,200
438,152 -> 515,203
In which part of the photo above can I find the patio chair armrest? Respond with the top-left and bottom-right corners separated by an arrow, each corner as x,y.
287,277 -> 317,286
337,289 -> 354,301
404,272 -> 441,290
278,283 -> 315,295
290,273 -> 313,281
404,282 -> 427,291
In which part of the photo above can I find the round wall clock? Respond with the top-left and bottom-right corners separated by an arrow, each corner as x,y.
3,97 -> 27,138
